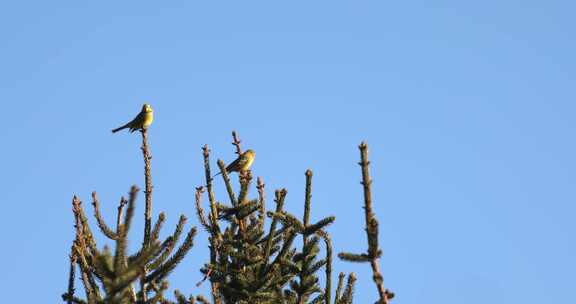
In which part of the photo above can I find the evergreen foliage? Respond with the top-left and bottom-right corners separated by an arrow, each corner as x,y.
62,130 -> 393,304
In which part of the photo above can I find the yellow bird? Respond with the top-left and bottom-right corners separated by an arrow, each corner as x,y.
214,149 -> 256,178
112,104 -> 154,133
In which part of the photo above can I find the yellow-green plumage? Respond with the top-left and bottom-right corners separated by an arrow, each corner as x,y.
213,150 -> 256,178
112,104 -> 154,133
226,149 -> 256,173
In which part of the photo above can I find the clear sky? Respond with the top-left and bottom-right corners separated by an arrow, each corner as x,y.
1,1 -> 575,303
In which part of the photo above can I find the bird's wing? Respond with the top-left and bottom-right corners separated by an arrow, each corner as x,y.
128,111 -> 146,132
226,157 -> 242,172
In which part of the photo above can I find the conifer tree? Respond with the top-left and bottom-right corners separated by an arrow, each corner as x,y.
63,129 -> 393,304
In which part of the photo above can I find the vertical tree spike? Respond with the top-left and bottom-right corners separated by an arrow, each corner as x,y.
202,145 -> 222,304
141,129 -> 154,247
358,142 -> 390,304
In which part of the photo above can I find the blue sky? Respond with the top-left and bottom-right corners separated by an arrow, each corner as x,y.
1,1 -> 575,303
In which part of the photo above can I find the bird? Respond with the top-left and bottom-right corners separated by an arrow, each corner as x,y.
112,104 -> 154,133
213,149 -> 256,178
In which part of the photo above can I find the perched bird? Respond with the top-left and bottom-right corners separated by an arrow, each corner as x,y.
112,104 -> 154,133
213,149 -> 256,178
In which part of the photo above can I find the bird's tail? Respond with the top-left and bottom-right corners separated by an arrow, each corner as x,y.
111,124 -> 128,133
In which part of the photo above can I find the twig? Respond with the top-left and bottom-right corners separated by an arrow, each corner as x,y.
67,247 -> 77,304
91,192 -> 118,240
231,130 -> 243,156
217,159 -> 237,206
316,230 -> 332,304
358,142 -> 389,304
340,273 -> 356,304
116,197 -> 128,233
61,293 -> 87,304
256,177 -> 266,233
297,169 -> 314,304
334,272 -> 345,303
141,269 -> 148,302
202,145 -> 219,229
194,187 -> 211,231
196,295 -> 211,304
124,186 -> 139,237
72,196 -> 99,302
146,227 -> 197,283
151,213 -> 166,242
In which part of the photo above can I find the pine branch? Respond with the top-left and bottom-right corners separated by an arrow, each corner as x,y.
271,228 -> 297,267
202,145 -> 220,233
338,142 -> 392,303
91,191 -> 118,240
358,142 -> 389,303
304,217 -> 335,236
295,169 -> 321,304
124,186 -> 139,237
147,226 -> 197,284
109,241 -> 163,297
72,197 -> 101,302
149,215 -> 187,271
202,144 -> 222,304
113,219 -> 128,275
196,295 -> 211,304
231,130 -> 243,156
316,230 -> 333,304
217,159 -> 237,206
340,273 -> 356,304
334,272 -> 345,304
262,189 -> 287,273
237,171 -> 252,234
337,252 -> 372,263
72,242 -> 97,303
174,289 -> 187,304
66,247 -> 77,304
73,196 -> 98,256
269,211 -> 305,233
116,197 -> 127,233
141,129 -> 154,247
151,213 -> 167,243
146,281 -> 168,304
61,293 -> 87,304
202,145 -> 222,304
194,187 -> 211,232
256,177 -> 266,233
